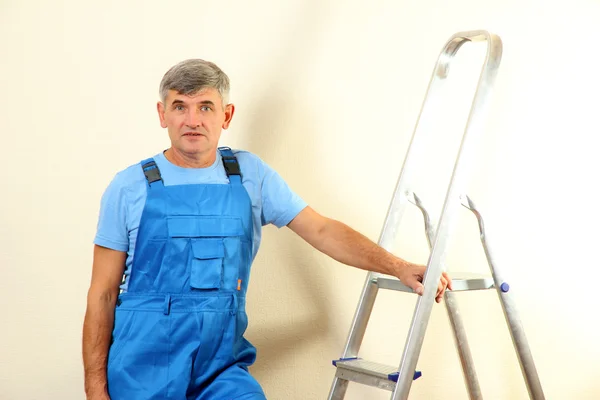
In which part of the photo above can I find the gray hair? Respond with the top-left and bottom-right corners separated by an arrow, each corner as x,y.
159,59 -> 230,107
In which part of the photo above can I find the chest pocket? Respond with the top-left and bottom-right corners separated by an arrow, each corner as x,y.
167,216 -> 245,291
190,239 -> 225,289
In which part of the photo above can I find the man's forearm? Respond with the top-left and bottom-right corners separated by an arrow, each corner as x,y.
288,207 -> 449,299
82,289 -> 117,397
312,218 -> 410,276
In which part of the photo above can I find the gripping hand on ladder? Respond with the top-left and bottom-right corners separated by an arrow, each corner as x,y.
328,30 -> 545,400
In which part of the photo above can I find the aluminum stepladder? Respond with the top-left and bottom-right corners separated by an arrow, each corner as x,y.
328,30 -> 545,400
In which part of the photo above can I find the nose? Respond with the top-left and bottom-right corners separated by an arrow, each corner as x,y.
185,109 -> 201,128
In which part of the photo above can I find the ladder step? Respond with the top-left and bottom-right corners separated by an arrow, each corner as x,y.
332,358 -> 421,391
376,272 -> 494,293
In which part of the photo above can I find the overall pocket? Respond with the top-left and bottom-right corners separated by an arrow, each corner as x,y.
167,216 -> 245,291
190,238 -> 225,290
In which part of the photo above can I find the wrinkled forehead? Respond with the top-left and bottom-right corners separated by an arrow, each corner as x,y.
165,87 -> 222,105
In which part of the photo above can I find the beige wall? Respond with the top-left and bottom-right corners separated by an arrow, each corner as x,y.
2,0 -> 599,399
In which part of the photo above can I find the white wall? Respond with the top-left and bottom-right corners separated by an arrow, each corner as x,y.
1,0 -> 599,399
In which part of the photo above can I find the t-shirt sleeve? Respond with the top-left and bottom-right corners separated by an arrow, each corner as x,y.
259,160 -> 308,228
93,174 -> 130,252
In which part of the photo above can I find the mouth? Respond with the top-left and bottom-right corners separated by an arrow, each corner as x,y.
183,132 -> 204,137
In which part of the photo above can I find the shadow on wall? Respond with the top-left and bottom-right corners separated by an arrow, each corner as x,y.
241,92 -> 335,387
236,0 -> 338,389
242,114 -> 338,385
247,234 -> 333,384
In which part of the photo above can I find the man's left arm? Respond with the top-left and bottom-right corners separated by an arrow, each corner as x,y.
287,206 -> 452,303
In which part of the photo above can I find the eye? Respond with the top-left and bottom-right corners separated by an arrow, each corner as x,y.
200,105 -> 212,112
175,105 -> 185,111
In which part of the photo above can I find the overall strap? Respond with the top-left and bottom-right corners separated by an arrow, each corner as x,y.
219,147 -> 242,184
140,158 -> 164,187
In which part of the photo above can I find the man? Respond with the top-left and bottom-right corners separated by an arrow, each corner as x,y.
82,59 -> 451,400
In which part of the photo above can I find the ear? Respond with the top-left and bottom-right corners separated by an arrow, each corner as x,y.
157,102 -> 167,128
222,103 -> 235,129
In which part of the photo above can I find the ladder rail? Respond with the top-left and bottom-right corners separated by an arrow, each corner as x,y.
444,292 -> 482,399
461,196 -> 546,400
410,193 -> 482,399
329,27 -> 476,367
327,273 -> 378,399
391,30 -> 503,400
327,28 -> 462,400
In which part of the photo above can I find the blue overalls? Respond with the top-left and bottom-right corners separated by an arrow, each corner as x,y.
107,148 -> 266,400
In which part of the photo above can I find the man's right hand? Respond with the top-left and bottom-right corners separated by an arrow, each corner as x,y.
395,261 -> 453,303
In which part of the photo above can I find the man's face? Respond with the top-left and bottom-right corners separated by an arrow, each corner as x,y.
157,88 -> 234,157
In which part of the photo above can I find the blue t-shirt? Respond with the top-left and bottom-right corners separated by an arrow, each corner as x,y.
94,149 -> 307,291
